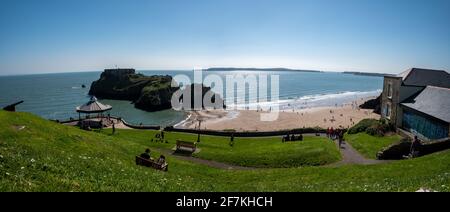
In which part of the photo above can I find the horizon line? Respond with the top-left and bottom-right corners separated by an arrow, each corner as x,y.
0,67 -> 395,77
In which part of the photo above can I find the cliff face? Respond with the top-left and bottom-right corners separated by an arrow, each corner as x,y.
172,84 -> 226,110
89,69 -> 225,112
359,94 -> 381,114
89,69 -> 179,112
134,81 -> 178,111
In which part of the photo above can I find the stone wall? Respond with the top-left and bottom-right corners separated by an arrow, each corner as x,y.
381,76 -> 402,127
103,69 -> 135,77
164,126 -> 326,137
377,136 -> 450,160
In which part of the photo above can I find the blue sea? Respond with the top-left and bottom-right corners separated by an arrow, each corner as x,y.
0,70 -> 383,126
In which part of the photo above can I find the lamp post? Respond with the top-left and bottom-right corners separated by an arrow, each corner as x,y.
197,119 -> 202,143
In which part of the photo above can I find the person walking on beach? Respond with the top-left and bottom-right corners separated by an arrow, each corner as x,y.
112,122 -> 116,134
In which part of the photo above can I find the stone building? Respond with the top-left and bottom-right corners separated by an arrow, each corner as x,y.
381,68 -> 450,140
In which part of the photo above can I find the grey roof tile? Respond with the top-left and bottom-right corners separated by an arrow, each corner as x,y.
397,68 -> 450,88
401,86 -> 450,123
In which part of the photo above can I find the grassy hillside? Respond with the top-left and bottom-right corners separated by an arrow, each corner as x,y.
346,133 -> 401,159
1,111 -> 449,192
100,129 -> 341,168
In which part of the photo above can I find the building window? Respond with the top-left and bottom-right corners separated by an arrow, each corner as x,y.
386,102 -> 391,119
387,82 -> 393,98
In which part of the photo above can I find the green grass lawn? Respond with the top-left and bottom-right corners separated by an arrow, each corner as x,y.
345,133 -> 402,159
1,111 -> 449,192
193,134 -> 340,168
101,129 -> 341,168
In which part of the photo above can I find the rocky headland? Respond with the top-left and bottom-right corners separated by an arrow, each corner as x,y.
89,69 -> 224,112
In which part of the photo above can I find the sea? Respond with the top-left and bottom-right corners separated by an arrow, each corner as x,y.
0,70 -> 383,126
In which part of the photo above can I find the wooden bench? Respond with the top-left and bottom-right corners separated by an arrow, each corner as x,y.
176,140 -> 197,153
135,156 -> 168,171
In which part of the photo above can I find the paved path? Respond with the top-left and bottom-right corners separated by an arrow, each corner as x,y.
155,148 -> 255,170
291,133 -> 386,165
328,138 -> 387,167
152,134 -> 389,170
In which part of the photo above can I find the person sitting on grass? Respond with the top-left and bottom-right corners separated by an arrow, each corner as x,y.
140,148 -> 151,160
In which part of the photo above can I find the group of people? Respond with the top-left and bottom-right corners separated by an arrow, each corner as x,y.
326,127 -> 345,148
282,133 -> 303,142
140,148 -> 167,165
151,130 -> 167,143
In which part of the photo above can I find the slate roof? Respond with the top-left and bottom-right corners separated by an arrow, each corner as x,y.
401,86 -> 450,123
76,96 -> 112,113
397,68 -> 450,88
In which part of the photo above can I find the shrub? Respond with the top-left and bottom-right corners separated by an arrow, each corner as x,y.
366,125 -> 379,136
366,125 -> 384,137
379,118 -> 395,132
348,119 -> 379,134
349,118 -> 395,136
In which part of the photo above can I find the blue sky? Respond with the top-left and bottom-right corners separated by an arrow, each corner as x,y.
0,0 -> 449,75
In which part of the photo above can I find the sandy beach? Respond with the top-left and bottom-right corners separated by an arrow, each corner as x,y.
177,97 -> 380,132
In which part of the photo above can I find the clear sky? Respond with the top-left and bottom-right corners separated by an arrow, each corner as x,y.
1,0 -> 449,75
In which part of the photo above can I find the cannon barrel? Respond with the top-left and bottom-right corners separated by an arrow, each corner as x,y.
2,100 -> 24,112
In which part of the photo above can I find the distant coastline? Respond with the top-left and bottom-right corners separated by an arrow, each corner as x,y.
342,71 -> 393,77
204,68 -> 393,77
205,67 -> 323,73
0,69 -> 400,77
